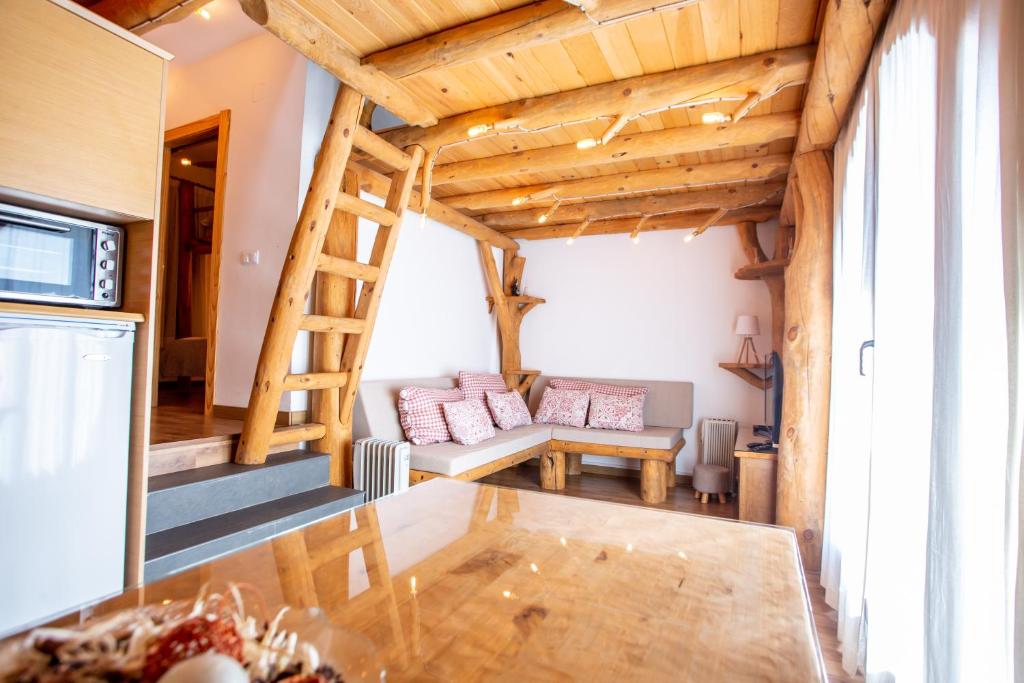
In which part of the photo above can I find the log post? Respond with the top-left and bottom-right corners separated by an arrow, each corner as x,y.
640,460 -> 667,504
776,150 -> 833,571
540,450 -> 565,490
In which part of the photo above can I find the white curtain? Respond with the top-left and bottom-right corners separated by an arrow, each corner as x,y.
822,0 -> 1023,679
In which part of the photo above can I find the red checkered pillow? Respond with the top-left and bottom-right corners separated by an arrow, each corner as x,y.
587,392 -> 645,432
458,371 -> 508,402
485,390 -> 532,430
441,399 -> 496,446
398,386 -> 464,445
533,387 -> 590,428
550,378 -> 648,399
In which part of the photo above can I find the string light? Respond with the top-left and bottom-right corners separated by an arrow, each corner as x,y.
537,198 -> 562,224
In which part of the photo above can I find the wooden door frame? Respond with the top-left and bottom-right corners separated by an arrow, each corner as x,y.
153,110 -> 230,415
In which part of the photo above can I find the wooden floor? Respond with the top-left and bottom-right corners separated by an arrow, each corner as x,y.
481,463 -> 861,683
150,388 -> 242,445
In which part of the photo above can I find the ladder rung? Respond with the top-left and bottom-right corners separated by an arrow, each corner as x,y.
354,125 -> 412,171
335,192 -> 398,226
316,253 -> 380,282
282,372 -> 350,391
269,423 -> 327,446
300,315 -> 367,334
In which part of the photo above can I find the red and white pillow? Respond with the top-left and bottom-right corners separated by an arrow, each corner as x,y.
458,371 -> 509,403
550,377 -> 648,399
587,392 -> 646,432
533,387 -> 590,428
485,390 -> 532,430
398,386 -> 464,445
441,399 -> 496,446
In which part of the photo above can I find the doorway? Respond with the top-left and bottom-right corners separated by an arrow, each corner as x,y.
151,111 -> 229,435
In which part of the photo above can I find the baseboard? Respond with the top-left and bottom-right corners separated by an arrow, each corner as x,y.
212,404 -> 307,426
519,458 -> 693,487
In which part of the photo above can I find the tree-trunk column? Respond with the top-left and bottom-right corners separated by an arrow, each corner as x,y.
776,150 -> 833,571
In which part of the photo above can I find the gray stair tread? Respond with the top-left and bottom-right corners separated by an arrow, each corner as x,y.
144,486 -> 364,582
149,450 -> 327,492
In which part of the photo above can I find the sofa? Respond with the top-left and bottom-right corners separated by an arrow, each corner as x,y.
353,375 -> 694,503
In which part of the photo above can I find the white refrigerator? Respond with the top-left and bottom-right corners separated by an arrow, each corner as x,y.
0,313 -> 135,635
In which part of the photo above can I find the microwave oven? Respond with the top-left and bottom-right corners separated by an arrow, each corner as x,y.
0,202 -> 124,308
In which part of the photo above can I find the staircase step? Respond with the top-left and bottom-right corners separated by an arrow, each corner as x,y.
334,191 -> 397,226
147,450 -> 330,535
300,314 -> 366,334
144,486 -> 363,582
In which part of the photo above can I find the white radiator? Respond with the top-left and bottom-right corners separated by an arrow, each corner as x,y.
353,438 -> 410,502
700,418 -> 738,490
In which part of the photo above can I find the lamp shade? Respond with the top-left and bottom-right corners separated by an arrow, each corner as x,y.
734,315 -> 760,337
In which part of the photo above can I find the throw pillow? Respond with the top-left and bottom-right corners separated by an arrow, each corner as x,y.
398,386 -> 464,445
550,377 -> 649,399
533,387 -> 590,428
587,392 -> 646,432
485,390 -> 532,430
458,371 -> 509,403
442,399 -> 496,446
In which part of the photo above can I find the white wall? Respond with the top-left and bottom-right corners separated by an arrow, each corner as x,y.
162,33 -> 308,410
518,226 -> 776,475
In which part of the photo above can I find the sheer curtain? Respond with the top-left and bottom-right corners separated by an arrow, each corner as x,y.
822,0 -> 1022,679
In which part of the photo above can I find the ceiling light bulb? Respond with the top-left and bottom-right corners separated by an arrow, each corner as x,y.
467,123 -> 491,138
684,232 -> 696,243
631,235 -> 640,244
511,196 -> 526,206
701,112 -> 731,125
180,157 -> 192,167
565,237 -> 574,246
196,6 -> 211,19
418,212 -> 427,230
538,214 -> 548,224
575,137 -> 598,150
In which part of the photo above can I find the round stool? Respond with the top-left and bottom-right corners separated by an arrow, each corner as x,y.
692,463 -> 730,504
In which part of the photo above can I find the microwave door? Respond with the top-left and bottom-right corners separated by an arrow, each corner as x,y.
0,219 -> 96,304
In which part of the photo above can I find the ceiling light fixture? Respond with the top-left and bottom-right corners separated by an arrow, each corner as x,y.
684,207 -> 729,243
537,198 -> 562,224
467,123 -> 492,138
196,6 -> 211,19
701,112 -> 731,125
575,137 -> 598,150
566,217 -> 592,246
511,196 -> 527,206
180,157 -> 192,167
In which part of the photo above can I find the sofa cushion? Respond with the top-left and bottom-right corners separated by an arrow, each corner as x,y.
442,399 -> 495,446
458,371 -> 508,403
355,377 -> 457,442
551,378 -> 648,400
398,386 -> 464,445
529,376 -> 694,430
533,387 -> 589,428
410,424 -> 553,476
551,425 -> 683,451
587,392 -> 645,432
486,390 -> 532,430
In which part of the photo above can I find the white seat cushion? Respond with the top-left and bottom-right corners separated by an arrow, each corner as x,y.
410,424 -> 553,476
550,425 -> 683,450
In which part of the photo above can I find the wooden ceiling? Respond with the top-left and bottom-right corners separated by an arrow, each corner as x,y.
86,0 -> 850,242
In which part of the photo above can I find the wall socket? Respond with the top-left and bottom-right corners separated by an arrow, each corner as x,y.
240,250 -> 260,265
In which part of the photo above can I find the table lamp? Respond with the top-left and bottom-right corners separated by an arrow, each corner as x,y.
734,315 -> 760,364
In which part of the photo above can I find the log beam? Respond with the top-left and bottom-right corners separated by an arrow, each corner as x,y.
505,205 -> 779,240
239,0 -> 438,127
363,0 -> 698,79
383,47 -> 814,151
479,182 -> 784,229
776,150 -> 833,571
434,112 -> 800,185
443,154 -> 791,213
86,0 -> 200,31
346,162 -> 518,249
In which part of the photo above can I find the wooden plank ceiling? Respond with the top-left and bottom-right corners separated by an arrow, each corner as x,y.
92,0 -> 829,241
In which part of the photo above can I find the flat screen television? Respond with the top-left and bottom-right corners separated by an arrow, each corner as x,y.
769,350 -> 783,445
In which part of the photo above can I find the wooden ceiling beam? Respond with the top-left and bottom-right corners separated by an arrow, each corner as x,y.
480,182 -> 786,229
346,162 -> 519,249
363,0 -> 698,80
442,154 -> 791,212
434,111 -> 800,185
239,0 -> 438,127
504,205 -> 780,240
84,0 -> 201,32
382,46 -> 814,151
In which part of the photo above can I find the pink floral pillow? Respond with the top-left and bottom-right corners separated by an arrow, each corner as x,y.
398,386 -> 464,445
587,392 -> 645,432
458,371 -> 509,402
533,387 -> 590,428
551,378 -> 648,400
441,399 -> 496,446
485,390 -> 532,430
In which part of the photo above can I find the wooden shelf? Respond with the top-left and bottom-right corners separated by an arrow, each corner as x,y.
0,301 -> 145,323
735,259 -> 789,281
486,295 -> 546,305
719,362 -> 773,390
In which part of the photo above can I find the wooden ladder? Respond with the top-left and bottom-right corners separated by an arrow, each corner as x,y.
235,85 -> 423,483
